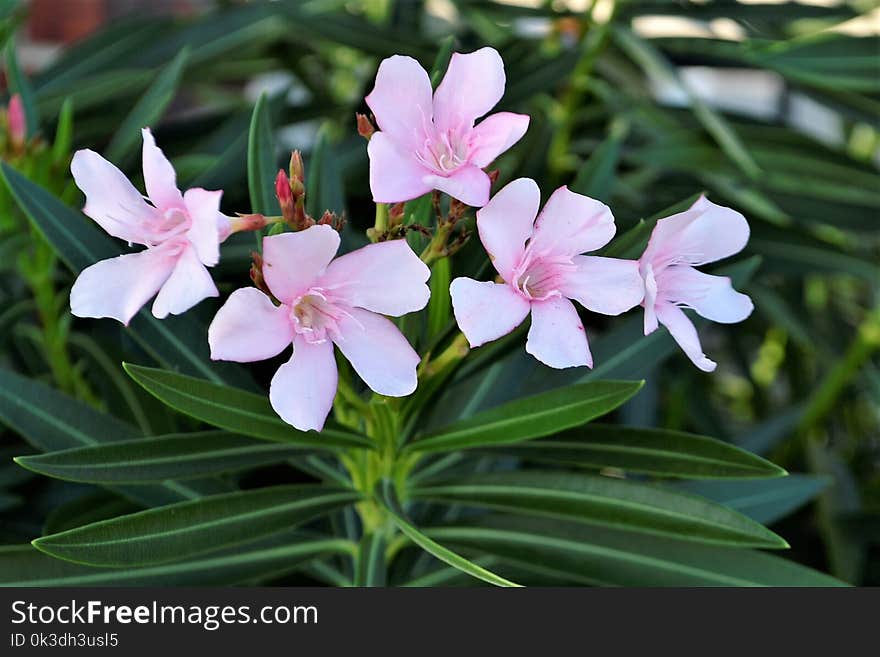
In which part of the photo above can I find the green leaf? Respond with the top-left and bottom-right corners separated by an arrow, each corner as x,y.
5,39 -> 39,137
104,47 -> 189,162
429,35 -> 456,87
0,365 -> 216,506
478,424 -> 785,479
379,481 -> 519,587
428,516 -> 846,587
0,163 -> 250,386
44,492 -> 140,535
413,471 -> 787,549
354,532 -> 386,587
675,475 -> 830,525
14,431 -> 306,484
570,117 -> 629,202
51,97 -> 74,165
123,363 -> 372,450
33,485 -> 360,567
426,257 -> 451,343
0,535 -> 354,586
408,380 -> 643,454
247,92 -> 280,218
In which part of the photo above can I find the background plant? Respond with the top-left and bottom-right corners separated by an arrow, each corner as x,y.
0,0 -> 876,586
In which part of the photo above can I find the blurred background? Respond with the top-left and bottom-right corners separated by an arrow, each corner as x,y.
0,0 -> 878,584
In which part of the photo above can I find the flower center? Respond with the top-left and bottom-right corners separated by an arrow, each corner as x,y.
510,249 -> 575,302
290,289 -> 353,345
144,207 -> 190,247
416,127 -> 470,175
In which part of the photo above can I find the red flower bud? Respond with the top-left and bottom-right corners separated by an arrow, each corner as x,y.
356,113 -> 375,140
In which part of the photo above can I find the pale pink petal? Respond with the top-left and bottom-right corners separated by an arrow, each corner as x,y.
334,307 -> 419,397
208,287 -> 294,362
183,187 -> 223,266
450,278 -> 530,348
530,186 -> 615,257
365,55 -> 433,150
433,48 -> 505,131
270,336 -> 337,432
469,112 -> 530,168
642,263 -> 659,335
476,177 -> 539,280
151,245 -> 218,319
657,265 -> 753,324
70,149 -> 155,244
70,246 -> 176,325
562,256 -> 644,316
141,128 -> 183,211
425,165 -> 491,207
318,240 -> 430,317
526,295 -> 592,369
261,226 -> 340,304
656,302 -> 716,372
367,132 -> 434,203
641,196 -> 750,269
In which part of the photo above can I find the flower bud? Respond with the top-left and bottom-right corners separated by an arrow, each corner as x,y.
8,94 -> 26,149
289,150 -> 305,194
275,169 -> 295,221
388,202 -> 405,228
356,113 -> 375,140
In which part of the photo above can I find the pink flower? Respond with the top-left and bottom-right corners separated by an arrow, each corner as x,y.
639,195 -> 754,372
365,47 -> 529,207
450,178 -> 644,369
70,128 -> 227,325
208,226 -> 430,431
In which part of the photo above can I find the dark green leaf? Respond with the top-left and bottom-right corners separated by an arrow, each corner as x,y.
5,39 -> 39,137
33,485 -> 360,567
123,363 -> 372,450
247,92 -> 280,217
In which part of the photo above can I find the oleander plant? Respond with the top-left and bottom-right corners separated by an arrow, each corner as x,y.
0,1 -> 877,587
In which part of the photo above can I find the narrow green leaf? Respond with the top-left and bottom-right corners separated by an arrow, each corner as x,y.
354,532 -> 387,587
247,92 -> 280,218
570,117 -> 630,202
0,365 -> 218,505
379,481 -> 519,587
430,35 -> 456,87
105,46 -> 189,162
0,536 -> 354,586
429,516 -> 846,587
51,97 -> 74,165
426,257 -> 451,343
676,475 -> 830,525
413,471 -> 788,549
15,432 -> 306,484
478,424 -> 785,479
408,380 -> 643,454
33,485 -> 360,567
5,39 -> 38,137
123,363 -> 372,450
44,492 -> 140,536
0,164 -> 251,386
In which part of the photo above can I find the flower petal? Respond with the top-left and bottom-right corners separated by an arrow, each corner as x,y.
70,149 -> 155,244
530,186 -> 615,257
151,245 -> 218,319
657,265 -> 753,324
269,337 -> 337,432
476,177 -> 539,281
208,287 -> 294,363
469,112 -> 530,168
141,128 -> 183,211
641,195 -> 750,269
425,164 -> 491,207
526,295 -> 592,369
70,246 -> 176,325
643,263 -> 659,335
450,278 -> 530,348
656,302 -> 716,372
365,55 -> 433,150
183,187 -> 223,266
562,256 -> 644,316
367,132 -> 434,203
318,239 -> 430,317
261,226 -> 340,304
433,47 -> 505,131
334,307 -> 419,397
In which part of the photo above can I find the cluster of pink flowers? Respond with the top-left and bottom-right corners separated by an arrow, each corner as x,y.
68,47 -> 752,431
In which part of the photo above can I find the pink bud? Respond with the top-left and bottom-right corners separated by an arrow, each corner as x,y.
275,169 -> 294,221
8,94 -> 26,148
356,113 -> 375,140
